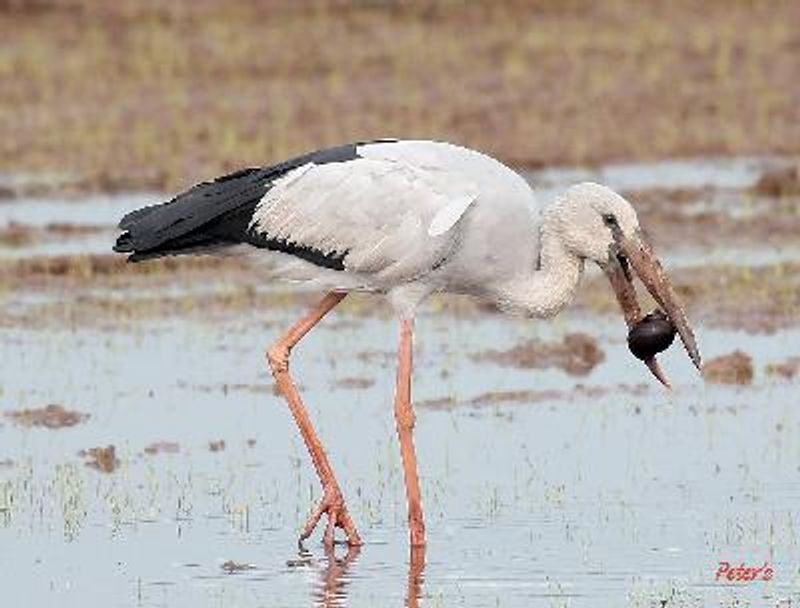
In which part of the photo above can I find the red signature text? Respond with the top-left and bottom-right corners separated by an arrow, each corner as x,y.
715,561 -> 773,582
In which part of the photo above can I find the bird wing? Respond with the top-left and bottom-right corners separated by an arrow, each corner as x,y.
248,157 -> 479,283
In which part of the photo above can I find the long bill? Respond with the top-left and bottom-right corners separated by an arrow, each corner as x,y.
603,253 -> 672,387
620,232 -> 702,371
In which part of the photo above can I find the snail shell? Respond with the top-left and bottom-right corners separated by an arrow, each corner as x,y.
627,310 -> 676,361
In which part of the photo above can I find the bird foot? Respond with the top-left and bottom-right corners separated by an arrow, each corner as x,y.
299,484 -> 362,548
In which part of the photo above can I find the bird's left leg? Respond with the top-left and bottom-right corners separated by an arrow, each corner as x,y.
266,292 -> 362,547
394,318 -> 426,546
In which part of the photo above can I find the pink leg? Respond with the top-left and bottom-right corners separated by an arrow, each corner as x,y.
394,318 -> 426,546
266,292 -> 362,547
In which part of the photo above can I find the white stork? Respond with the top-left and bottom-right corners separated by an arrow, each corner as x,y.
114,139 -> 701,548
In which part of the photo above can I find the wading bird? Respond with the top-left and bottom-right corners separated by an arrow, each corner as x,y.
114,139 -> 701,548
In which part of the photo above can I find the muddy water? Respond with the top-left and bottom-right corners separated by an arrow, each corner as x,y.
2,158 -> 799,607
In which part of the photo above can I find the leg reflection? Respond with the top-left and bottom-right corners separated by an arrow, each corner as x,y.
303,542 -> 425,607
406,544 -> 426,608
313,543 -> 361,608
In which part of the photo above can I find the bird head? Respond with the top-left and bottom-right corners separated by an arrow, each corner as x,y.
553,182 -> 701,386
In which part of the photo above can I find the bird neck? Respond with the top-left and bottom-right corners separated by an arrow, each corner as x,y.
491,217 -> 584,318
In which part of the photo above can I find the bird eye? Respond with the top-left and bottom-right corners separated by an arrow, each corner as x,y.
602,213 -> 618,227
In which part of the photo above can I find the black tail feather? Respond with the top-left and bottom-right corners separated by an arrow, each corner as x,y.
113,232 -> 134,253
114,167 -> 271,262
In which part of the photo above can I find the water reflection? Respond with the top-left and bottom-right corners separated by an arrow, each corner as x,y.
307,544 -> 426,608
311,544 -> 360,608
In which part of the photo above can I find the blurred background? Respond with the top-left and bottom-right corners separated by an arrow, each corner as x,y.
1,0 -> 798,192
1,2 -> 800,607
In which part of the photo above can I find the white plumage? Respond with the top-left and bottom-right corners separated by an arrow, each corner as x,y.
249,157 -> 476,282
244,140 -> 542,311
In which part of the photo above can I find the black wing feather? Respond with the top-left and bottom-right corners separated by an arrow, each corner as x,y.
113,143 -> 364,265
114,167 -> 271,252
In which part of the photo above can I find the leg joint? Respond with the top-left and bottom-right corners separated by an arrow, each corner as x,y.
266,343 -> 290,374
395,401 -> 416,430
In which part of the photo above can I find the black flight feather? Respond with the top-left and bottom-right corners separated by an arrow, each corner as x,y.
113,143 -> 366,268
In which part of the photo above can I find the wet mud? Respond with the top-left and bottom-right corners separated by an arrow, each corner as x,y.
143,441 -> 180,455
472,332 -> 605,376
420,383 -> 651,411
765,356 -> 800,379
703,350 -> 755,385
753,164 -> 800,198
79,445 -> 119,473
208,440 -> 226,452
5,404 -> 89,429
221,560 -> 257,574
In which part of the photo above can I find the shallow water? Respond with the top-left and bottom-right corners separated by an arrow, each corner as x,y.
2,310 -> 799,607
526,156 -> 778,201
1,159 -> 799,607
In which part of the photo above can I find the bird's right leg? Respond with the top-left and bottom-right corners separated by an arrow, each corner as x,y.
266,292 -> 362,548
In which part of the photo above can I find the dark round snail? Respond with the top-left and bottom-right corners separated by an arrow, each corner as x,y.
627,310 -> 676,361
